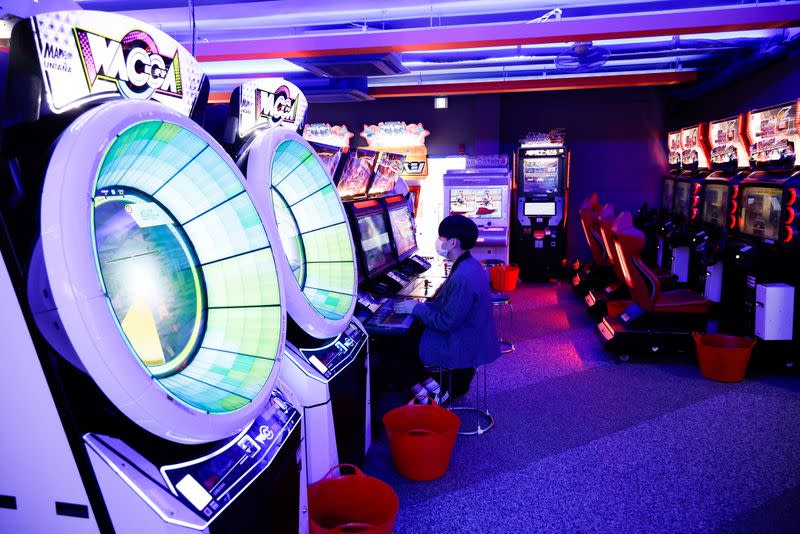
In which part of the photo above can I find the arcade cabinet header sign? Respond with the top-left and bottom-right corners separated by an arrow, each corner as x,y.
303,123 -> 355,149
361,121 -> 429,178
236,78 -> 308,137
709,115 -> 749,169
747,100 -> 800,168
18,11 -> 207,118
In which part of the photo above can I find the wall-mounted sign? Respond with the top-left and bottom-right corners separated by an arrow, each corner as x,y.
28,11 -> 206,117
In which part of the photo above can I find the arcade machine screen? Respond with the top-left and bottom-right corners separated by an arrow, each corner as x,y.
92,120 -> 283,415
356,211 -> 395,276
674,181 -> 692,219
387,205 -> 417,258
662,179 -> 675,210
337,149 -> 377,199
739,186 -> 783,240
702,184 -> 729,228
448,187 -> 503,219
522,157 -> 560,195
270,138 -> 356,321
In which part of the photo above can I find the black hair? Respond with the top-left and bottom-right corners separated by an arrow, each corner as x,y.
438,214 -> 479,250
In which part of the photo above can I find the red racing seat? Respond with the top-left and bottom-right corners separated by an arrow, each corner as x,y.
612,212 -> 711,315
579,194 -> 609,267
599,205 -> 677,288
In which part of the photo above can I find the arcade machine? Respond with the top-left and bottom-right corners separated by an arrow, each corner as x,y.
302,123 -> 354,182
688,114 -> 750,306
728,99 -> 800,363
0,12 -> 303,532
443,155 -> 513,264
513,130 -> 570,280
361,121 -> 430,214
225,79 -> 370,484
662,124 -> 711,282
653,131 -> 683,266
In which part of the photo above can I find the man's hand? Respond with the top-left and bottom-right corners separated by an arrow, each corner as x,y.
393,299 -> 418,315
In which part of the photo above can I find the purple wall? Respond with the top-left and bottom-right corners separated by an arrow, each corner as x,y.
498,87 -> 666,259
308,87 -> 666,261
306,94 -> 501,156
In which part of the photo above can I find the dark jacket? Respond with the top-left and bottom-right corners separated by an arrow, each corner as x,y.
412,252 -> 500,368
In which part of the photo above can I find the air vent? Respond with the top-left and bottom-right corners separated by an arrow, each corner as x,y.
292,54 -> 409,78
305,89 -> 374,104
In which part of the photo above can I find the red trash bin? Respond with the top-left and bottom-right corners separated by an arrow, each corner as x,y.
383,398 -> 460,481
489,264 -> 520,291
308,464 -> 399,534
693,332 -> 756,383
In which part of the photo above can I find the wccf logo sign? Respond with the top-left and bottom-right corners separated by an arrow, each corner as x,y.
75,28 -> 182,100
256,85 -> 298,125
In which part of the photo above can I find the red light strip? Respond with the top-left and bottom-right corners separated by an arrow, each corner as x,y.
353,199 -> 379,209
784,226 -> 794,243
786,207 -> 796,225
787,188 -> 798,207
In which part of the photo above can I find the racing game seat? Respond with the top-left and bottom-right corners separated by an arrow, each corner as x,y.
612,212 -> 711,315
579,194 -> 608,268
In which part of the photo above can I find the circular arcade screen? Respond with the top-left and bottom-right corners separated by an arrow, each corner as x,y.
92,120 -> 283,414
269,139 -> 356,322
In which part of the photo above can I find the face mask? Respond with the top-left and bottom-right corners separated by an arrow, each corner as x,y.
435,237 -> 453,258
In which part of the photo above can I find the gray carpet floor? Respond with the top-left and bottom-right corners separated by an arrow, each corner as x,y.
363,281 -> 800,533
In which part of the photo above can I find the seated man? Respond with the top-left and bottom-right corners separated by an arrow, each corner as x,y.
394,215 -> 501,402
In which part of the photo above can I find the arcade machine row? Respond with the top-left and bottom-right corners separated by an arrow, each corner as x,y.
513,130 -> 570,280
0,12 -> 304,533
443,154 -> 513,265
223,78 -> 371,484
727,99 -> 800,361
302,122 -> 355,183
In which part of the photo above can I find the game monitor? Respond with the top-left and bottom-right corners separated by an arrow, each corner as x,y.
662,178 -> 676,210
337,148 -> 379,199
521,156 -> 561,195
368,152 -> 406,196
673,181 -> 692,218
385,201 -> 418,261
739,186 -> 783,241
448,186 -> 505,219
702,183 -> 730,228
354,208 -> 396,278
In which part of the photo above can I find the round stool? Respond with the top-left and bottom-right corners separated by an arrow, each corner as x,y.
432,366 -> 495,436
491,291 -> 514,354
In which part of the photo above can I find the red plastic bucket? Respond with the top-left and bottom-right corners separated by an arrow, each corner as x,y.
383,398 -> 460,481
693,332 -> 756,383
489,264 -> 520,291
308,464 -> 399,534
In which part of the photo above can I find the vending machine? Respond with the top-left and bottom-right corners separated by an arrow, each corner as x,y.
513,130 -> 570,280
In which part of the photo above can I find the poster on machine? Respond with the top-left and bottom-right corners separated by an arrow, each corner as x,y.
30,11 -> 206,117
